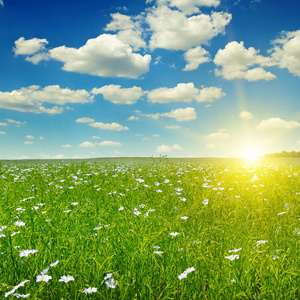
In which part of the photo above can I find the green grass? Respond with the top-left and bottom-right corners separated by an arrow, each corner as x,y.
0,158 -> 299,299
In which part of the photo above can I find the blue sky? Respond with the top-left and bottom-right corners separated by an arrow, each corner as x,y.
0,0 -> 299,159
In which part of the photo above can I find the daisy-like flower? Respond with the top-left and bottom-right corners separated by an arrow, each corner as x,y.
133,210 -> 141,216
156,189 -> 162,193
228,248 -> 242,253
202,199 -> 209,205
63,210 -> 72,213
12,293 -> 30,298
0,233 -> 6,238
169,232 -> 180,237
104,273 -> 113,280
180,216 -> 188,220
153,245 -> 160,249
225,255 -> 239,261
59,275 -> 75,283
178,267 -> 195,280
179,197 -> 186,201
14,221 -> 26,226
82,287 -> 97,294
118,206 -> 125,211
36,274 -> 52,282
19,249 -> 38,257
105,278 -> 117,289
256,240 -> 268,245
71,202 -> 78,206
153,251 -> 163,256
4,280 -> 30,298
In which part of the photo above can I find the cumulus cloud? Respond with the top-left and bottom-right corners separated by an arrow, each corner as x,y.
148,83 -> 225,103
148,83 -> 198,103
269,30 -> 300,77
256,118 -> 300,131
183,46 -> 211,71
89,122 -> 128,131
0,131 -> 6,135
0,85 -> 93,114
157,0 -> 220,14
141,113 -> 160,120
76,117 -> 95,123
161,107 -> 197,121
26,135 -> 34,139
0,122 -> 7,126
24,141 -> 34,145
156,144 -> 183,153
105,13 -> 146,51
147,6 -> 231,50
128,116 -> 140,121
99,141 -> 122,147
92,85 -> 144,105
205,132 -> 229,140
78,141 -> 96,148
214,41 -> 276,81
14,37 -> 48,56
62,144 -> 72,148
239,111 -> 253,120
195,87 -> 225,103
49,34 -> 151,79
165,125 -> 181,129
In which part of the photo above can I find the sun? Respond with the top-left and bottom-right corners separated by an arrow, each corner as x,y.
241,144 -> 262,163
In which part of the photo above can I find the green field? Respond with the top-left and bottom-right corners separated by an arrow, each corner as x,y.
0,158 -> 299,299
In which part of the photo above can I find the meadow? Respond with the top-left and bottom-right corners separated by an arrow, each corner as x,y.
0,157 -> 299,299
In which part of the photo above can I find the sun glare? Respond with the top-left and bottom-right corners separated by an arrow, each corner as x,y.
241,144 -> 262,163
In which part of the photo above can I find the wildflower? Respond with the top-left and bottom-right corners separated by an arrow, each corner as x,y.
133,210 -> 141,216
153,251 -> 163,256
202,199 -> 209,205
164,179 -> 170,183
178,267 -> 195,280
4,280 -> 30,298
71,202 -> 78,205
174,206 -> 178,212
154,182 -> 160,186
169,232 -> 180,237
156,189 -> 162,193
104,273 -> 113,280
32,206 -> 39,210
285,204 -> 290,210
228,248 -> 242,253
63,210 -> 72,213
14,221 -> 26,226
0,225 -> 7,231
105,278 -> 117,289
231,278 -> 236,283
59,275 -> 75,283
0,232 -> 6,238
153,245 -> 160,249
179,197 -> 186,201
180,216 -> 188,220
11,231 -> 20,236
139,204 -> 145,208
19,249 -> 38,257
36,274 -> 52,282
118,206 -> 125,211
225,255 -> 239,261
12,293 -> 30,298
277,212 -> 286,215
82,287 -> 97,294
256,240 -> 268,245
272,255 -> 279,260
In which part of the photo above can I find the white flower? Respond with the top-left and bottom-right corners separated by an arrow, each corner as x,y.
156,189 -> 162,193
118,206 -> 125,211
105,278 -> 117,289
153,245 -> 160,249
285,204 -> 290,210
256,240 -> 268,245
14,221 -> 26,226
82,287 -> 97,294
228,248 -> 242,253
225,255 -> 239,261
104,273 -> 113,280
71,202 -> 78,205
169,232 -> 180,237
202,199 -> 209,205
0,233 -> 6,238
154,182 -> 160,186
13,293 -> 30,298
133,210 -> 141,216
63,210 -> 72,213
0,225 -> 7,231
59,275 -> 75,283
19,249 -> 38,257
179,197 -> 186,201
153,251 -> 164,256
36,274 -> 52,282
178,267 -> 195,280
277,212 -> 286,215
180,216 -> 188,220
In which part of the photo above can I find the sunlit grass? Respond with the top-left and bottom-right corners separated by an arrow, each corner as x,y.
0,158 -> 299,299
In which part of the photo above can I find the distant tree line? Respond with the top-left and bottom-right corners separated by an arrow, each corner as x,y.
264,151 -> 300,158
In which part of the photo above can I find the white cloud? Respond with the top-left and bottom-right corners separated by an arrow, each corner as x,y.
256,118 -> 300,131
0,85 -> 93,114
53,154 -> 64,159
49,34 -> 151,79
26,135 -> 34,139
205,132 -> 229,140
156,144 -> 183,153
148,83 -> 198,103
0,131 -> 6,135
0,0 -> 4,7
214,41 -> 276,81
92,136 -> 100,139
147,83 -> 224,103
39,137 -> 44,140
105,13 -> 146,51
239,111 -> 253,120
14,37 -> 48,56
269,30 -> 300,77
76,117 -> 95,123
183,46 -> 211,71
157,0 -> 220,14
62,144 -> 72,148
78,141 -> 96,148
99,141 -> 122,147
89,122 -> 128,131
161,107 -> 197,121
5,119 -> 26,126
195,87 -> 225,103
92,85 -> 144,105
147,6 -> 231,50
24,141 -> 34,145
0,122 -> 7,126
141,113 -> 160,120
153,134 -> 160,137
165,125 -> 181,129
128,116 -> 140,121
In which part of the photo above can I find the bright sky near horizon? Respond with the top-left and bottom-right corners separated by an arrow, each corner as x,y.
0,0 -> 299,159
